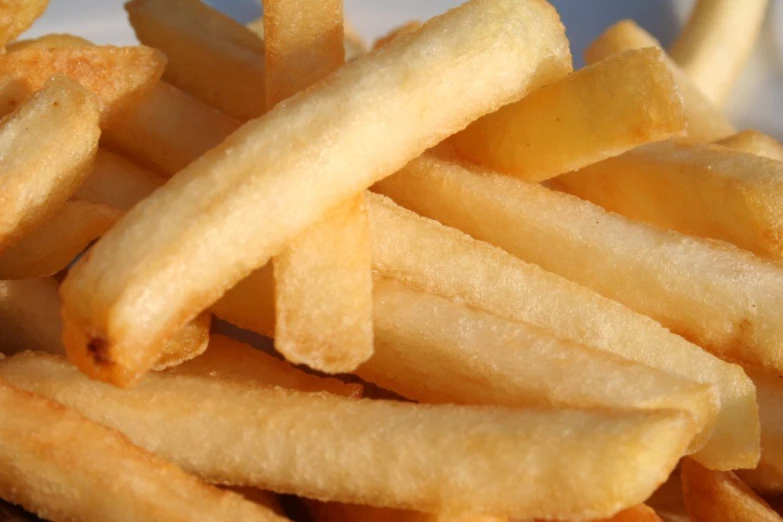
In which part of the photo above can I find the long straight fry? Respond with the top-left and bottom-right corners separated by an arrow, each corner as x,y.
61,0 -> 572,387
585,20 -> 734,142
75,149 -> 164,212
0,76 -> 99,252
0,380 -> 287,522
717,130 -> 783,161
0,352 -> 696,519
265,0 -> 373,373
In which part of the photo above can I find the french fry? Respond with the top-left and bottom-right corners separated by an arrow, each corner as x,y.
212,263 -> 277,337
75,149 -> 164,212
307,500 -> 507,522
540,504 -> 662,522
1,45 -> 166,127
585,20 -> 735,142
126,0 -> 266,120
374,153 -> 766,470
0,0 -> 48,47
0,76 -> 100,252
671,0 -> 769,106
0,278 -> 211,371
0,352 -> 697,519
168,334 -> 362,397
0,200 -> 120,279
647,471 -> 689,522
681,459 -> 783,521
373,21 -> 423,50
0,379 -> 288,522
717,130 -> 783,161
5,32 -> 91,51
246,16 -> 367,61
555,141 -> 783,260
450,48 -> 685,182
264,0 -> 373,373
61,0 -> 572,387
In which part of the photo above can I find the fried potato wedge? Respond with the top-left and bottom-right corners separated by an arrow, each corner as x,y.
556,141 -> 783,260
0,76 -> 99,252
451,47 -> 685,182
671,0 -> 768,105
61,0 -> 572,387
0,278 -> 211,371
126,0 -> 266,120
1,45 -> 165,127
682,459 -> 782,521
375,153 -> 763,470
0,0 -> 48,47
0,200 -> 120,279
308,500 -> 507,522
0,352 -> 697,519
738,370 -> 783,493
586,20 -> 734,141
717,130 -> 783,161
0,379 -> 287,522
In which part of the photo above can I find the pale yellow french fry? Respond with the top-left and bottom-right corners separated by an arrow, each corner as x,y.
0,76 -> 99,252
75,149 -> 164,212
126,0 -> 266,120
671,0 -> 769,106
372,21 -> 422,50
5,32 -> 91,51
308,500 -> 507,522
264,0 -> 373,373
450,47 -> 685,182
0,352 -> 697,519
0,379 -> 287,522
61,0 -> 572,387
375,153 -> 766,470
716,130 -> 783,161
1,45 -> 165,127
0,0 -> 48,47
0,278 -> 211,371
682,459 -> 782,521
586,20 -> 735,141
0,200 -> 120,279
555,141 -> 783,260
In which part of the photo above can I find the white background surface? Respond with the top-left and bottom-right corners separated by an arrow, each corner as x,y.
26,0 -> 783,138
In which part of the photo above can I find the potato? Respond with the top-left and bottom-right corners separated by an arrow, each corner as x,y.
451,47 -> 685,182
75,149 -> 164,212
5,32 -> 91,51
372,21 -> 422,50
307,500 -> 507,522
0,0 -> 48,47
0,352 -> 698,519
716,130 -> 783,161
540,504 -> 662,522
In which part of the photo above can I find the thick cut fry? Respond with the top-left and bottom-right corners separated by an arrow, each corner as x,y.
0,380 -> 287,522
308,500 -> 507,522
75,149 -> 164,212
556,142 -> 783,260
61,0 -> 572,387
126,0 -> 266,120
682,459 -> 782,521
0,0 -> 48,47
717,130 -> 783,161
168,334 -> 362,397
362,279 -> 718,454
0,352 -> 696,519
1,45 -> 165,127
5,32 -> 91,51
265,0 -> 373,373
586,20 -> 734,142
451,48 -> 685,182
0,278 -> 211,371
0,200 -> 120,279
373,21 -> 423,50
375,153 -> 767,470
738,371 -> 783,493
671,0 -> 769,105
0,76 -> 100,252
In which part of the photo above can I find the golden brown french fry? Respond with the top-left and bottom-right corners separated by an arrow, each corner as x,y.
0,0 -> 48,47
126,0 -> 266,120
682,459 -> 782,521
585,20 -> 735,141
168,334 -> 362,397
716,130 -> 783,161
647,472 -> 689,522
375,153 -> 768,470
555,141 -> 783,260
373,21 -> 422,50
671,0 -> 768,106
450,47 -> 685,182
264,0 -> 373,373
0,200 -> 120,279
0,379 -> 288,522
246,16 -> 367,61
5,32 -> 91,51
75,149 -> 164,212
0,352 -> 697,519
307,500 -> 507,522
61,0 -> 572,387
0,76 -> 99,252
1,45 -> 165,127
0,278 -> 211,371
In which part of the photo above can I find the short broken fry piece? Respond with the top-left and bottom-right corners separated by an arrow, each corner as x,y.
716,130 -> 783,161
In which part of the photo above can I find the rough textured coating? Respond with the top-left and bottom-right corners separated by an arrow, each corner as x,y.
0,352 -> 695,519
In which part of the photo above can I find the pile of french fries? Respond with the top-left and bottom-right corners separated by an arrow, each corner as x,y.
0,0 -> 782,520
